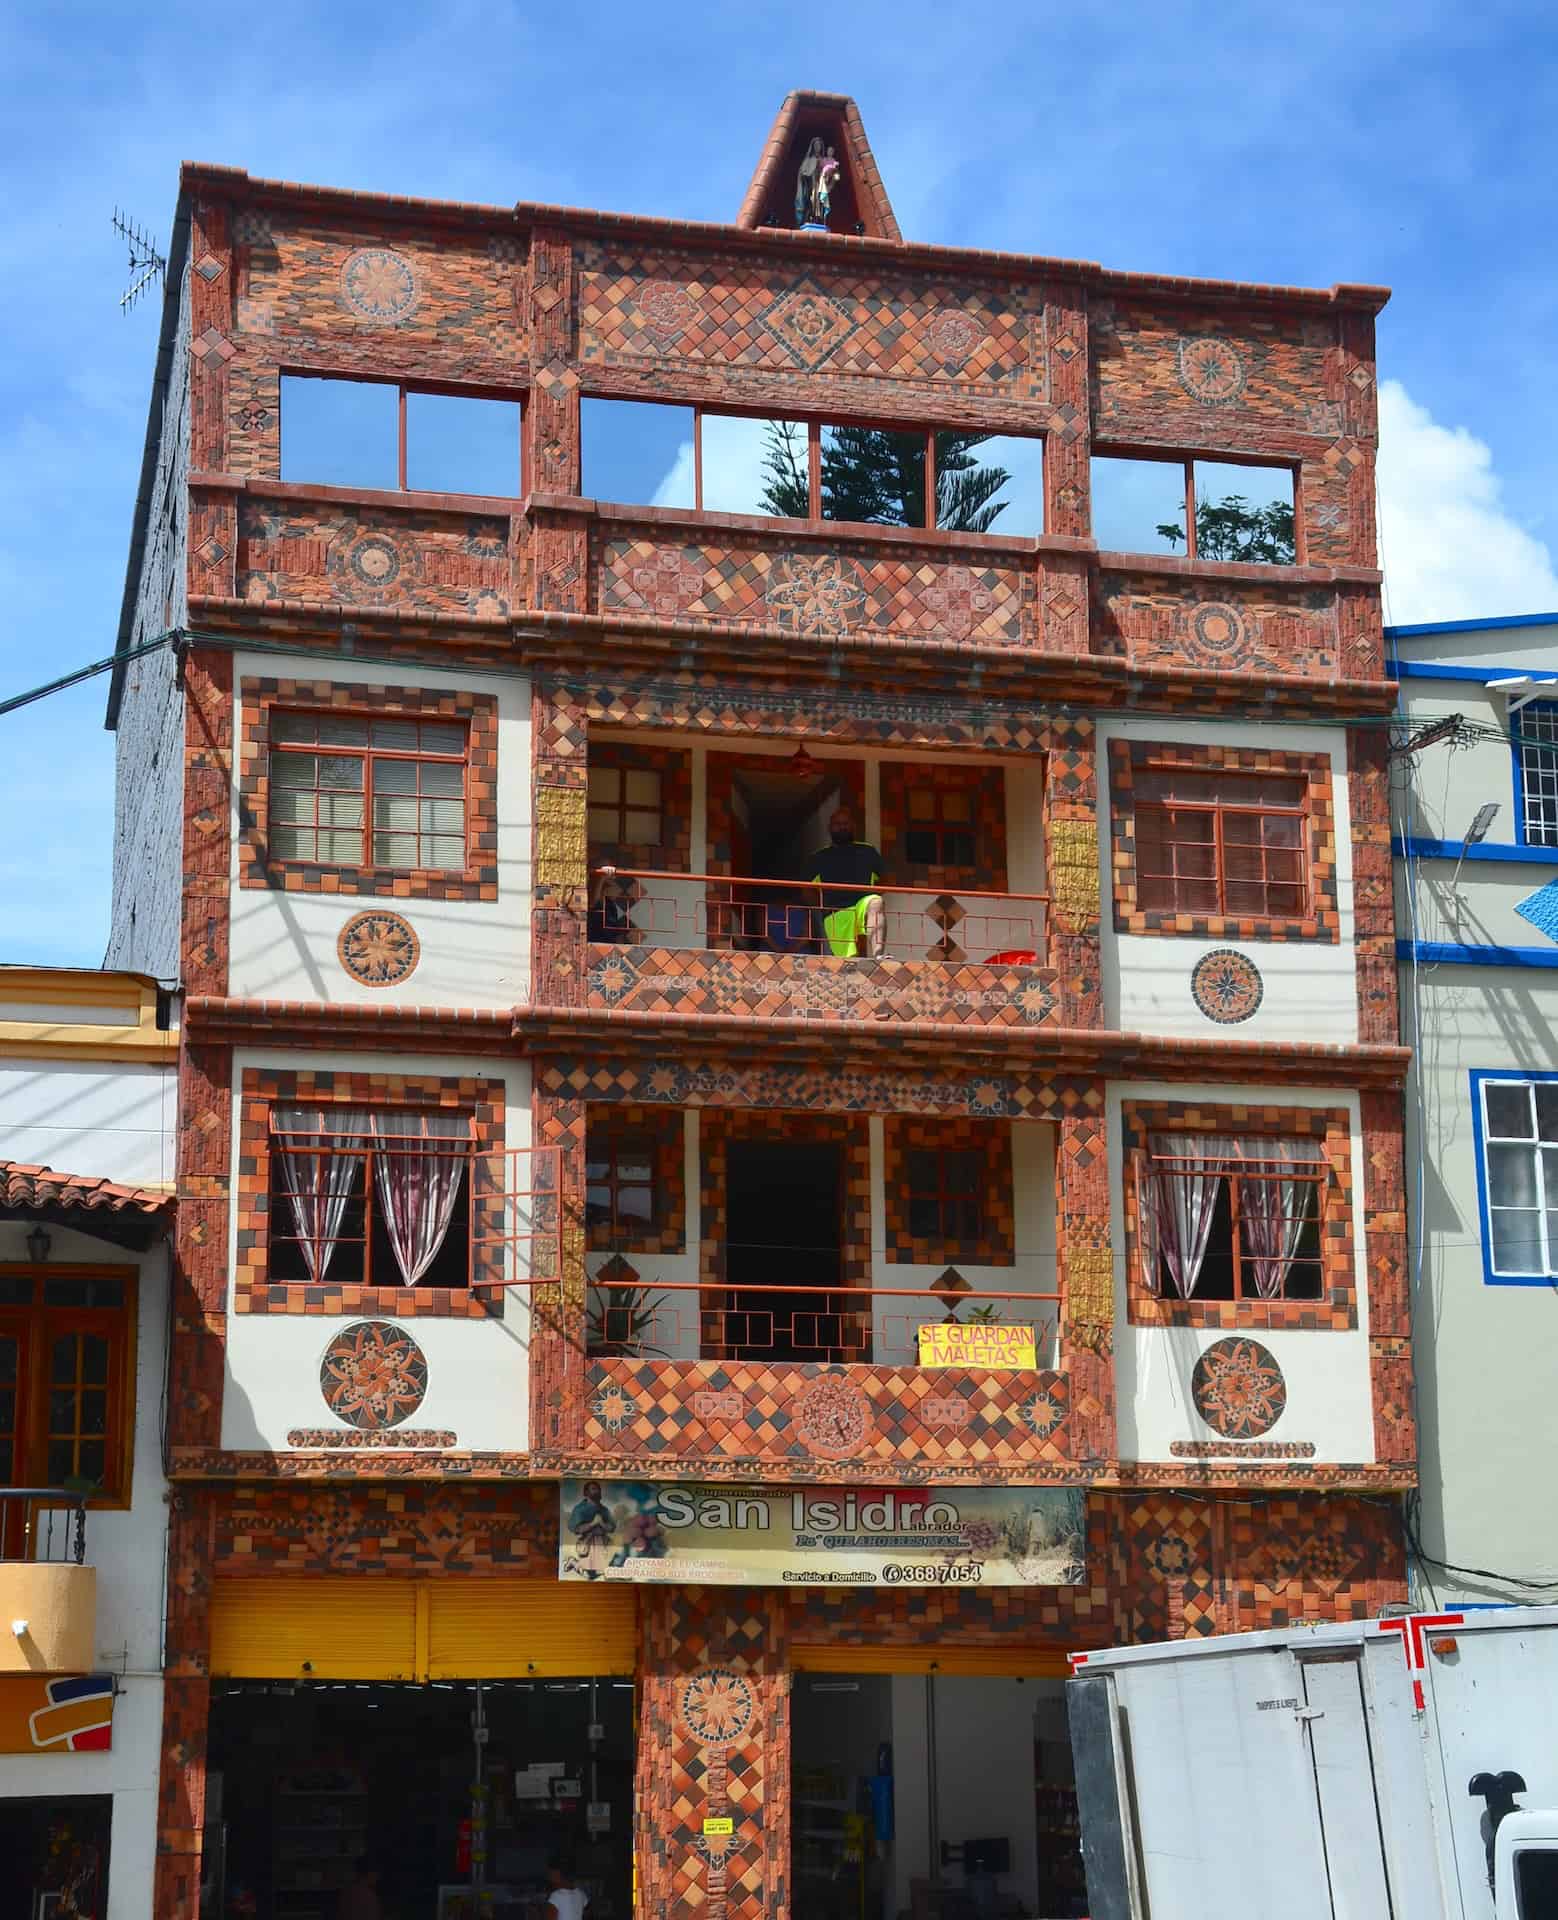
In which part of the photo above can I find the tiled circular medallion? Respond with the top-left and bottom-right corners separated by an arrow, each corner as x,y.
1191,948 -> 1263,1024
340,247 -> 418,322
1191,1337 -> 1287,1440
1176,335 -> 1245,405
678,1667 -> 756,1748
794,1376 -> 871,1457
320,1320 -> 429,1430
338,910 -> 420,987
1191,601 -> 1248,659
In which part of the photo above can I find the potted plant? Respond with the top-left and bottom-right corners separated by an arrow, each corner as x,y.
586,1283 -> 669,1357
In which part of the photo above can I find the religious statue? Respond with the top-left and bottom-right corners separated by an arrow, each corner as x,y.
795,136 -> 840,226
816,145 -> 840,220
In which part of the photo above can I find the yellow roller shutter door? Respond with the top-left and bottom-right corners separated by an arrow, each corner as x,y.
792,1642 -> 1074,1679
209,1578 -> 636,1681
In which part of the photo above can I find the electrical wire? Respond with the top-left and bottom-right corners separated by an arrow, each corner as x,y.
0,628 -> 180,718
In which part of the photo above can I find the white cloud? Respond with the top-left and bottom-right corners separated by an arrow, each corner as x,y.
1378,379 -> 1558,625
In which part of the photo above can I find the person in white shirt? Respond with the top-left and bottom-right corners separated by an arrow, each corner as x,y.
546,1857 -> 589,1920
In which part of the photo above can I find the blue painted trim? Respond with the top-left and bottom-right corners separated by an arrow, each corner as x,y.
1385,612 -> 1558,638
1468,1069 -> 1558,1285
1397,940 -> 1558,969
1389,660 -> 1558,684
1393,836 -> 1558,867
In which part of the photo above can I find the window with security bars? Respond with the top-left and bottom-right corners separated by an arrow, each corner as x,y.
1479,1079 -> 1558,1276
587,763 -> 663,850
0,1270 -> 132,1503
1517,702 -> 1558,848
268,713 -> 467,870
904,784 -> 977,871
906,1148 -> 986,1246
1134,767 -> 1308,918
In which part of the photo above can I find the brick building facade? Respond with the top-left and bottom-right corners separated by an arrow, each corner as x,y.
106,91 -> 1408,1920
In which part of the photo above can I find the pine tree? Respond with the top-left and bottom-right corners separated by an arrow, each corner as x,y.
1156,492 -> 1296,564
759,424 -> 1012,532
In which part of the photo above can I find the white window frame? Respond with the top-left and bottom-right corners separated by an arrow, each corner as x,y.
1478,1076 -> 1558,1278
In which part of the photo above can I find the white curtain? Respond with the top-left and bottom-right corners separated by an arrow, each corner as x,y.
1238,1137 -> 1324,1298
274,1106 -> 369,1282
1144,1133 -> 1245,1298
372,1112 -> 469,1286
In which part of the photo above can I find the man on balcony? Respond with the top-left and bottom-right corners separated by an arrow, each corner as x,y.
805,805 -> 886,957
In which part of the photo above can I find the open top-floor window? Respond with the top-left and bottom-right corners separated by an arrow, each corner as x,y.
280,375 -> 524,496
581,398 -> 1044,534
1140,1135 -> 1325,1301
268,1108 -> 473,1289
1092,452 -> 1296,564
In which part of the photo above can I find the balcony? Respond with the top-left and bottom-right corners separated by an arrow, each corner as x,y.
0,1491 -> 95,1675
574,1272 -> 1070,1470
585,867 -> 1056,1028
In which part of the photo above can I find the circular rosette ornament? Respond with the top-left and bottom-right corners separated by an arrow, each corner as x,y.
1191,1337 -> 1287,1440
320,1320 -> 429,1431
678,1667 -> 756,1749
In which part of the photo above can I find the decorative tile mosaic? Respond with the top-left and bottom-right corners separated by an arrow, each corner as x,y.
319,1320 -> 429,1429
1120,1099 -> 1357,1330
1514,877 -> 1558,943
237,676 -> 499,902
1190,948 -> 1264,1023
1191,1337 -> 1288,1439
337,909 -> 421,986
1109,738 -> 1340,943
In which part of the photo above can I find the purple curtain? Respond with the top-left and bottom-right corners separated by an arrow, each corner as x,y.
274,1106 -> 369,1282
372,1112 -> 469,1286
1238,1138 -> 1323,1298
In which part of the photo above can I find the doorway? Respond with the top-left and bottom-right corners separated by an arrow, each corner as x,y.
711,755 -> 863,952
0,1793 -> 111,1920
721,1139 -> 862,1363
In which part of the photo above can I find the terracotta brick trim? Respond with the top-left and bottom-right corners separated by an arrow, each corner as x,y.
1121,1098 -> 1357,1330
235,1065 -> 507,1317
882,1117 -> 1015,1265
1108,737 -> 1340,943
237,676 -> 499,902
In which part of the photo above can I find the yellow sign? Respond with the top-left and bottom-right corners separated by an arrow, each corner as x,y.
0,1674 -> 114,1753
916,1321 -> 1036,1369
702,1817 -> 734,1837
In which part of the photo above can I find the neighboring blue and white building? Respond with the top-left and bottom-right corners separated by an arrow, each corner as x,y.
1391,611 -> 1558,1606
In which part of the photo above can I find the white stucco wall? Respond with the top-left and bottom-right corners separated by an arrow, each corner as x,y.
221,1047 -> 534,1453
0,1060 -> 175,1190
1096,714 -> 1359,1045
1108,1079 -> 1376,1466
225,651 -> 532,1009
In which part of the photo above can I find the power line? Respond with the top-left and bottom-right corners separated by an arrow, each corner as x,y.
0,630 -> 180,719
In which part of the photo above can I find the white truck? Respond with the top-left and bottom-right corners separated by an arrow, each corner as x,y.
1066,1604 -> 1558,1918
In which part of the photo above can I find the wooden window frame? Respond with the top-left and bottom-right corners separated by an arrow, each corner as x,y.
267,710 -> 470,874
1141,1143 -> 1326,1303
587,762 -> 664,854
585,1131 -> 661,1242
0,1266 -> 137,1510
1134,769 -> 1310,920
905,1146 -> 987,1249
902,781 -> 980,874
266,1109 -> 477,1293
279,371 -> 528,498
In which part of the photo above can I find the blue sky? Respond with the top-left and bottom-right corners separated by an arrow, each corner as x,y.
3,0 -> 1556,968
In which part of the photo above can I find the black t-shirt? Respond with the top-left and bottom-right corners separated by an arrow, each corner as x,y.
807,841 -> 884,891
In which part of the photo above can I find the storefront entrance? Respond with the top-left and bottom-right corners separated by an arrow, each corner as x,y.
791,1662 -> 1085,1920
205,1677 -> 633,1920
0,1792 -> 112,1920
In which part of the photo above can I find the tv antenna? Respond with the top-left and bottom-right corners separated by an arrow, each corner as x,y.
112,208 -> 165,312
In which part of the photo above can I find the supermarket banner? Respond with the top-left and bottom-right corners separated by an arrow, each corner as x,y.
560,1480 -> 1085,1587
0,1673 -> 114,1753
